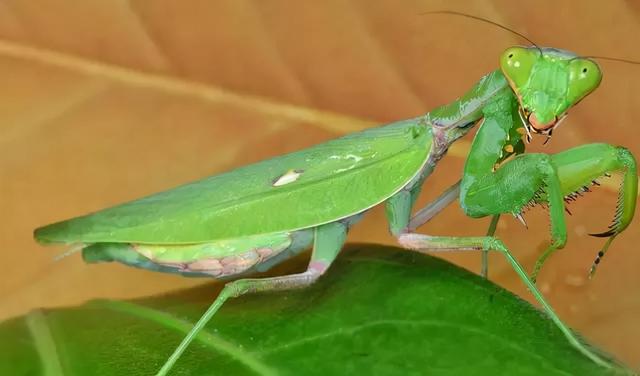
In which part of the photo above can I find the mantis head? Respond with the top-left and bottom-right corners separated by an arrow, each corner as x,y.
500,46 -> 602,136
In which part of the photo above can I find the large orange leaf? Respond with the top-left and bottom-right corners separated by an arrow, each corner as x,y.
1,0 -> 638,367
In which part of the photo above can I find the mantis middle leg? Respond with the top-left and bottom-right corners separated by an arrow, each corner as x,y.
405,181 -> 499,278
395,232 -> 613,368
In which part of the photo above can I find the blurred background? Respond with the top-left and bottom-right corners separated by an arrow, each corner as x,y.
1,0 -> 638,368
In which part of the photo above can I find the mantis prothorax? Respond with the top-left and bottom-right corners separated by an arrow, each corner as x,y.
35,45 -> 637,375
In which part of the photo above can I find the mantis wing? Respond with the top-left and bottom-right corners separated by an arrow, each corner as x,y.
35,118 -> 433,244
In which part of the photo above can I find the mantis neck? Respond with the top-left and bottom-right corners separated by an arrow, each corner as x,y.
424,69 -> 512,149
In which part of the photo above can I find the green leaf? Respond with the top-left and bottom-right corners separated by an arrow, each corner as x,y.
0,244 -> 633,376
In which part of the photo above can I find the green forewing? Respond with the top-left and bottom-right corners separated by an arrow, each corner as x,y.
36,119 -> 432,244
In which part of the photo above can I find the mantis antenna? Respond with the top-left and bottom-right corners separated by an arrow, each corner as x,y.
573,55 -> 640,65
421,10 -> 543,54
424,10 -> 640,65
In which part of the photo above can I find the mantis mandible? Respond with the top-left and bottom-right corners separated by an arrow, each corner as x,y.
34,36 -> 637,376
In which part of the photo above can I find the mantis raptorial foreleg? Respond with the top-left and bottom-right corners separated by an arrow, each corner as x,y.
533,143 -> 637,279
443,90 -> 638,282
463,151 -> 569,281
155,221 -> 349,376
461,141 -> 637,282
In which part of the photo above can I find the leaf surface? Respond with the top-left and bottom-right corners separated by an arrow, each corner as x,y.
0,245 -> 631,376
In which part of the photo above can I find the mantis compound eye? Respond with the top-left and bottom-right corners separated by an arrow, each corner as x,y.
567,58 -> 602,105
499,46 -> 539,92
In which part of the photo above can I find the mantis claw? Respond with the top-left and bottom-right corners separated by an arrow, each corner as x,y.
588,229 -> 616,238
513,212 -> 528,228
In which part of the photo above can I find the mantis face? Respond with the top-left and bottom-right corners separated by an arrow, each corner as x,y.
500,46 -> 602,135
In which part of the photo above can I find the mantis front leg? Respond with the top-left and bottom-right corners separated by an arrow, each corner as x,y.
461,142 -> 637,281
460,94 -> 637,280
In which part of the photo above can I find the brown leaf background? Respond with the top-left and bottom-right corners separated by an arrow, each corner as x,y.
1,0 -> 638,367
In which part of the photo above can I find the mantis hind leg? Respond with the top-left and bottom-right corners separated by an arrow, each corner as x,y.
396,233 -> 614,369
155,221 -> 349,376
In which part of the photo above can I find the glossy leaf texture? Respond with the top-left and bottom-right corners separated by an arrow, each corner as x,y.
0,245 -> 631,376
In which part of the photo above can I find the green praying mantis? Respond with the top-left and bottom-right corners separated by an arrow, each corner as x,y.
33,22 -> 637,376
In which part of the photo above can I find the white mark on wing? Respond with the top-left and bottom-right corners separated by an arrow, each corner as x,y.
329,154 -> 363,162
272,169 -> 304,187
329,153 -> 365,173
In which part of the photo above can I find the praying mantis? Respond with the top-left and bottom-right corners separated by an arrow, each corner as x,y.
33,24 -> 637,376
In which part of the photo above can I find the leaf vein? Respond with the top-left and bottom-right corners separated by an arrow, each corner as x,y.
25,310 -> 66,376
93,299 -> 279,376
255,318 -> 573,376
0,38 -> 374,134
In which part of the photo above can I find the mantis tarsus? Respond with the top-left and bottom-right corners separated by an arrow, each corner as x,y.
34,42 -> 637,375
